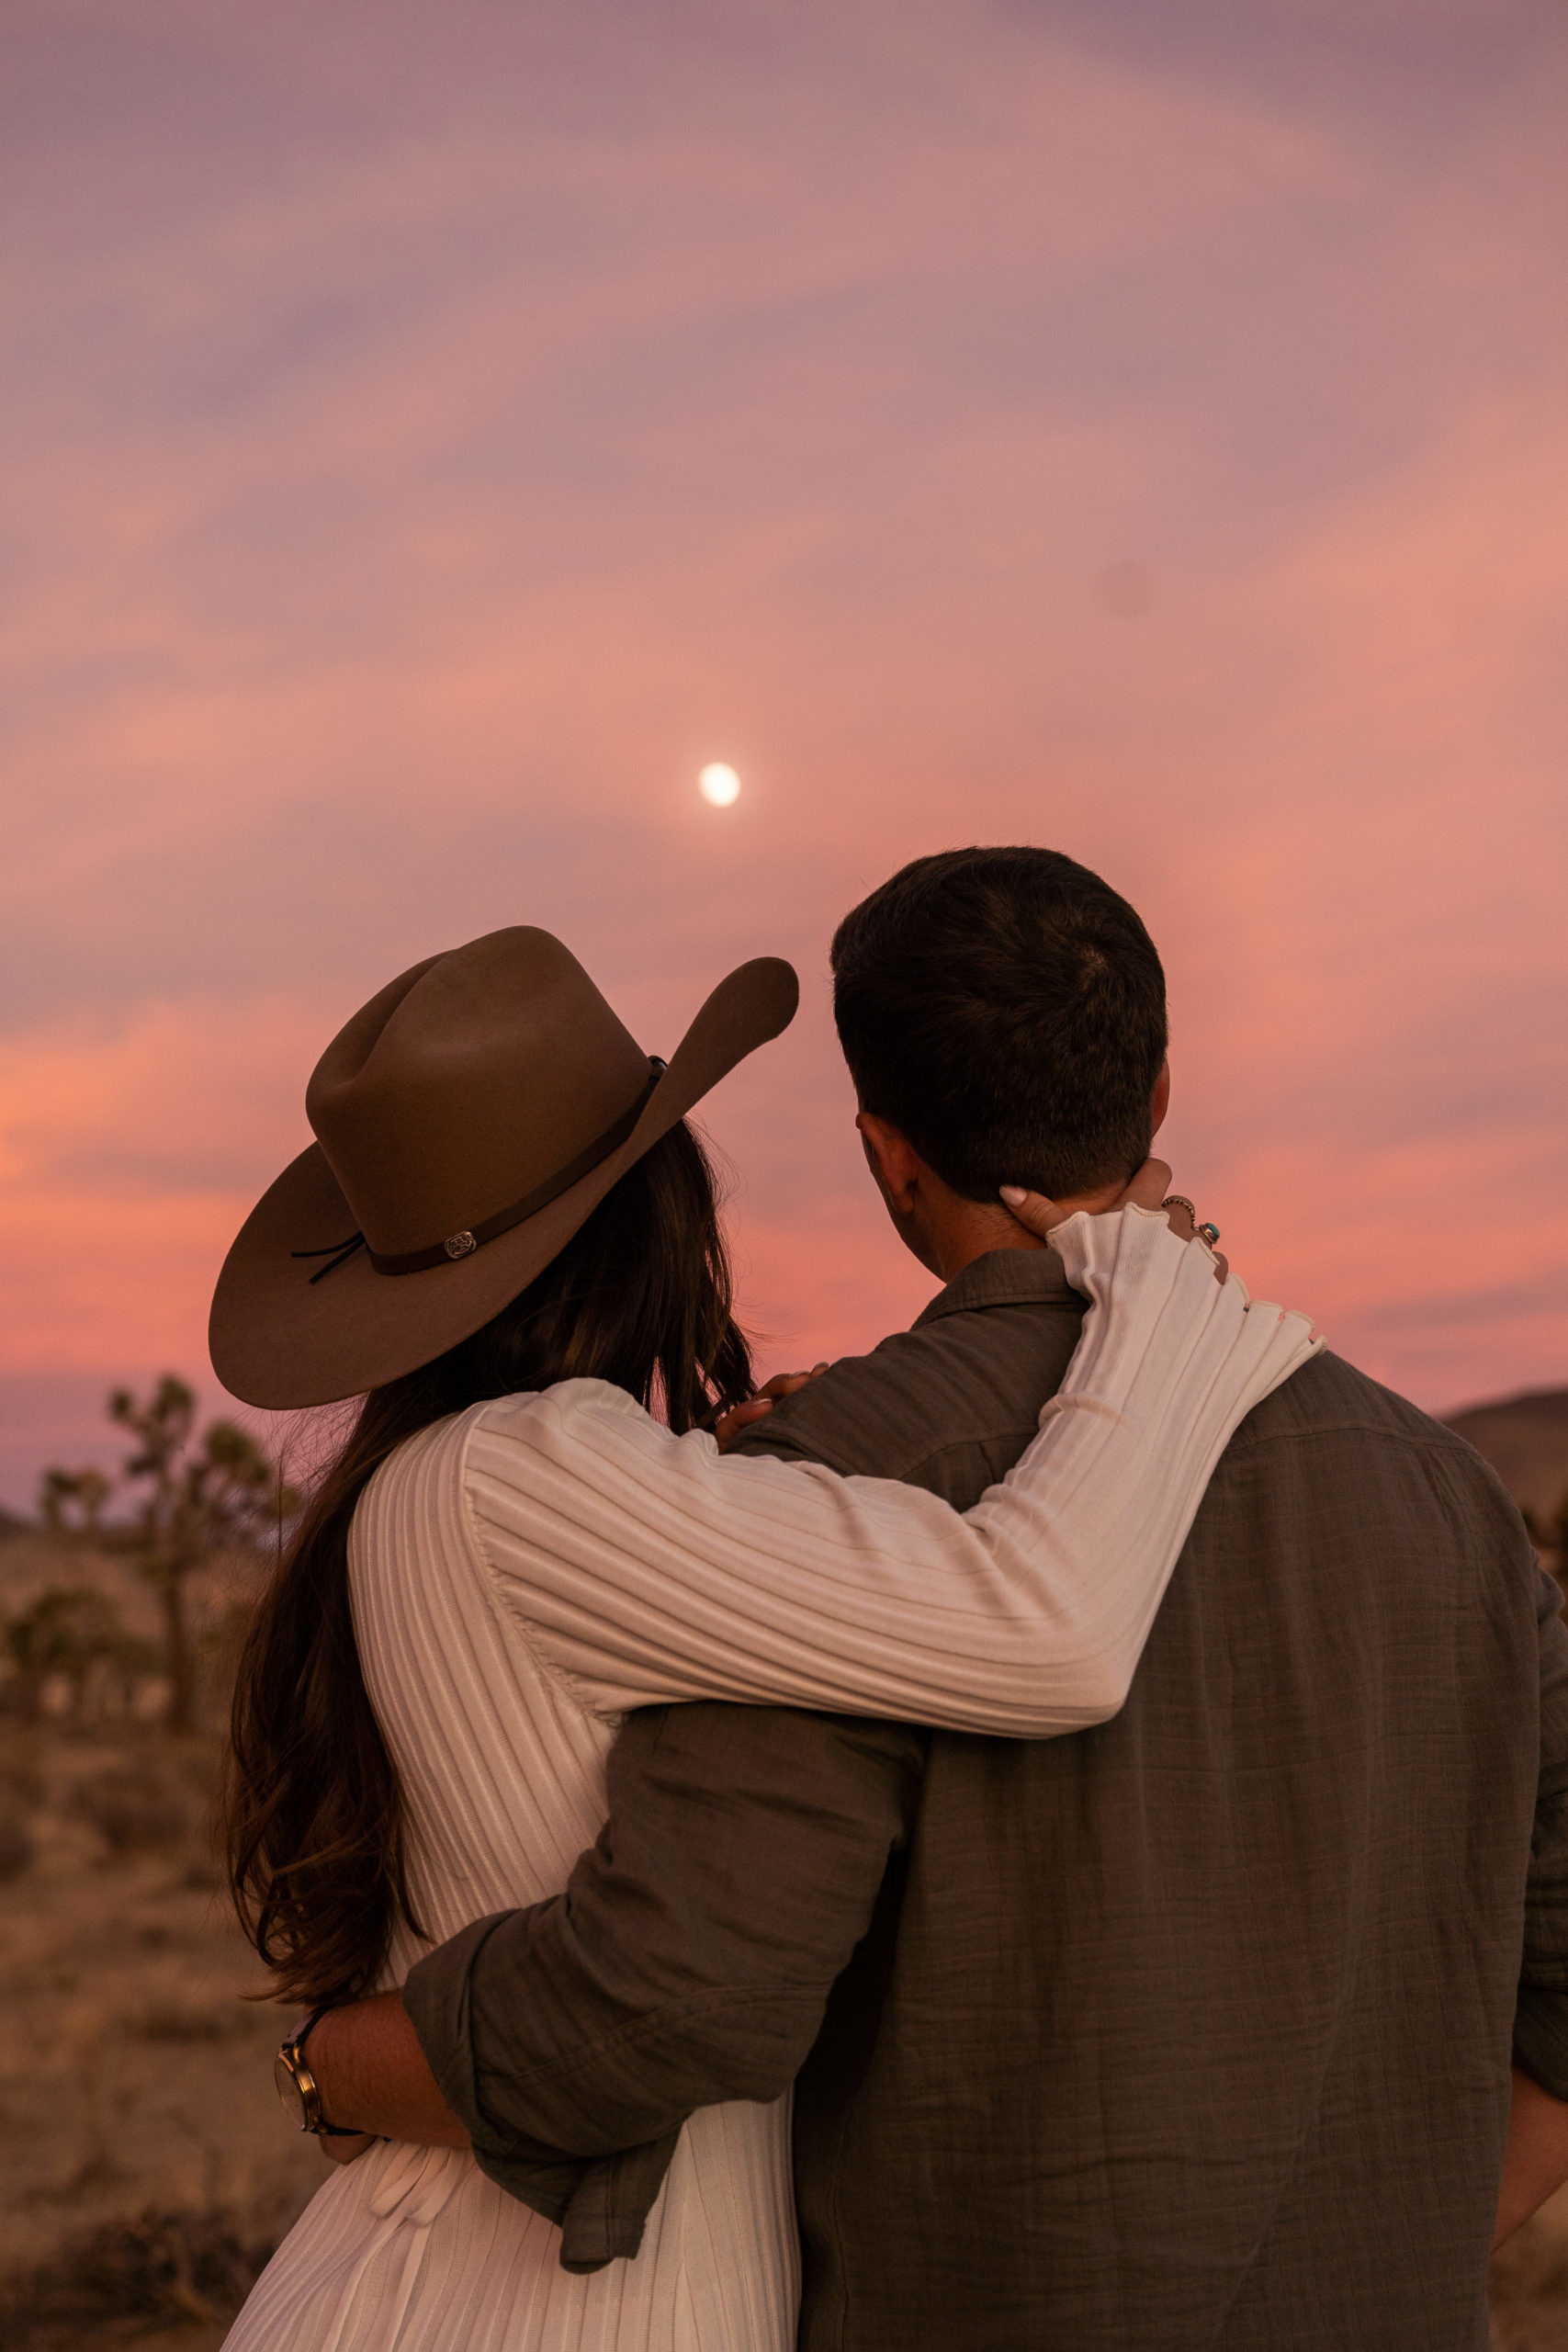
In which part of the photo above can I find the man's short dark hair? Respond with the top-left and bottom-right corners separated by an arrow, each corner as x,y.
830,847 -> 1168,1202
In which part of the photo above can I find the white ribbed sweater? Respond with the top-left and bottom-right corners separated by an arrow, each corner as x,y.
224,1211 -> 1319,2352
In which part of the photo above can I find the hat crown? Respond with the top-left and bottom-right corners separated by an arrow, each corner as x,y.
306,928 -> 652,1257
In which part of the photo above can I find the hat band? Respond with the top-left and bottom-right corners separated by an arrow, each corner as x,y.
295,1059 -> 665,1284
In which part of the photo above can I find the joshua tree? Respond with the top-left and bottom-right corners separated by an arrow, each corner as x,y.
2,1585 -> 133,1719
38,1465 -> 112,1535
107,1377 -> 297,1733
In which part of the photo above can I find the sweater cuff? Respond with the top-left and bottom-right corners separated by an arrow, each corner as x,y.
1513,1984 -> 1568,2104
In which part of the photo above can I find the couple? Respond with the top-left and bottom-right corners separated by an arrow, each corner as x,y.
212,848 -> 1568,2350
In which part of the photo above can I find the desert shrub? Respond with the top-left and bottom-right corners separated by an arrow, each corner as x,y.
2,1587 -> 143,1721
0,1801 -> 32,1883
0,2204 -> 280,2338
73,1763 -> 190,1855
0,1762 -> 45,1807
130,2001 -> 243,2044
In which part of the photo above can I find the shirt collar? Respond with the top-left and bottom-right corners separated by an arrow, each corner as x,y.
911,1245 -> 1079,1330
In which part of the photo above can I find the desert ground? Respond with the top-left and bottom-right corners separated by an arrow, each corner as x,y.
0,1525 -> 321,2346
0,1710 -> 321,2346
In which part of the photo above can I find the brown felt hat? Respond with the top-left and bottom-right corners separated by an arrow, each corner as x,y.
209,928 -> 798,1409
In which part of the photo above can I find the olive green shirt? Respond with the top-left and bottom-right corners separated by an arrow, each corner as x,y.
407,1248 -> 1568,2350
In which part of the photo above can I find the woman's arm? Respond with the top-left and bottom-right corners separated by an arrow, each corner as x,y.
462,1204 -> 1320,1736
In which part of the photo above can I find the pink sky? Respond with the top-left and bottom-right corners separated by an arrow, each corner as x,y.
4,0 -> 1566,1502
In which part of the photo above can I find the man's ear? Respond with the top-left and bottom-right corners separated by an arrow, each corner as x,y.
1150,1056 -> 1170,1137
856,1113 -> 923,1215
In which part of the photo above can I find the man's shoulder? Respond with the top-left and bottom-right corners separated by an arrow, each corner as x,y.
1236,1348 -> 1470,1453
1224,1348 -> 1524,1524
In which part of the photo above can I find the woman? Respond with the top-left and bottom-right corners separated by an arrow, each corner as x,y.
214,928 -> 1317,2351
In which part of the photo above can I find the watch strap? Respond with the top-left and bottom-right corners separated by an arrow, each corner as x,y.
278,2002 -> 362,2136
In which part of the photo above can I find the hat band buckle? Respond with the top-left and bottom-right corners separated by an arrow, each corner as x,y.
292,1059 -> 666,1286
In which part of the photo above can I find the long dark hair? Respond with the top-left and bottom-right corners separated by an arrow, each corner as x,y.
225,1119 -> 751,2008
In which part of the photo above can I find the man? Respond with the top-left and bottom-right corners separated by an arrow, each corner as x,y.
308,847 -> 1568,2347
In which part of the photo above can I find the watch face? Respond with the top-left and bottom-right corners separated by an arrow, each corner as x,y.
274,2050 -> 309,2129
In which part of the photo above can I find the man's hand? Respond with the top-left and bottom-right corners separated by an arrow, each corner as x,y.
299,1990 -> 470,2161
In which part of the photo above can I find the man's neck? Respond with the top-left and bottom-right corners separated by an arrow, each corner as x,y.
855,1112 -> 1136,1288
929,1210 -> 1046,1286
923,1180 -> 1127,1285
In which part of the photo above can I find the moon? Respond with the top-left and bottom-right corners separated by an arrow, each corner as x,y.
698,763 -> 741,807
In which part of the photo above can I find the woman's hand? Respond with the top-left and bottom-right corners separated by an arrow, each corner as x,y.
716,1363 -> 830,1451
999,1159 -> 1230,1283
319,2130 -> 378,2166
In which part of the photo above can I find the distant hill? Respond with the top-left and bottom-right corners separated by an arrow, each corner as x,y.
1444,1387 -> 1568,1529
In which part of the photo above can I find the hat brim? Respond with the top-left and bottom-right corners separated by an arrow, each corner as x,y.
209,956 -> 798,1410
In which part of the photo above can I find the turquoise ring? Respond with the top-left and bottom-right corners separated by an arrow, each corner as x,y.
1197,1221 -> 1221,1247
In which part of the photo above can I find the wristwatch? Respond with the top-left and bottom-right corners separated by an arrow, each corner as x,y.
274,2004 -> 362,2137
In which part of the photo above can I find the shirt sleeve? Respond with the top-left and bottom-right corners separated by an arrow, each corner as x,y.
464,1206 -> 1321,1734
403,1702 -> 925,2264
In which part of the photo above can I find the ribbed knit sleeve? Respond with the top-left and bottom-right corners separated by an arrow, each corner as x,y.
462,1206 -> 1322,1736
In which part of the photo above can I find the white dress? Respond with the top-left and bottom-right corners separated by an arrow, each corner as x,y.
224,1211 -> 1320,2352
